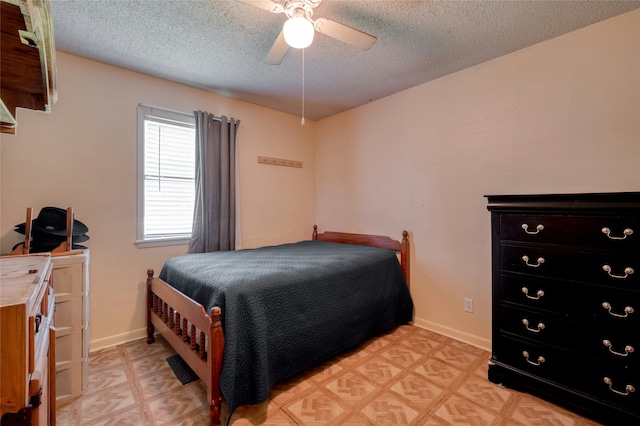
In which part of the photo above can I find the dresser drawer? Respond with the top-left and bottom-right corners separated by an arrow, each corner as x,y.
29,264 -> 53,375
578,362 -> 640,412
493,336 -> 583,389
499,275 -> 640,330
499,303 -> 639,367
585,329 -> 639,367
495,336 -> 639,386
33,291 -> 54,365
498,305 -> 566,348
500,244 -> 638,289
493,336 -> 640,420
499,275 -> 574,314
54,295 -> 88,332
500,214 -> 640,250
591,298 -> 640,335
52,251 -> 89,298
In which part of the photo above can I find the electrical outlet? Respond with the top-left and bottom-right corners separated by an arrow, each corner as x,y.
464,298 -> 474,313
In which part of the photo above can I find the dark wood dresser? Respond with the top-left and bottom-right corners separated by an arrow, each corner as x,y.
486,192 -> 640,424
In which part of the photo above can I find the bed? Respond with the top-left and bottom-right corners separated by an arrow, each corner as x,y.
145,226 -> 413,425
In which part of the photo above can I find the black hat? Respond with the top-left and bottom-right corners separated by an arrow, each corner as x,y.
14,224 -> 90,243
15,207 -> 89,237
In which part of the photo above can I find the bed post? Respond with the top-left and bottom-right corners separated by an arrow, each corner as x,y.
146,269 -> 155,344
312,224 -> 318,240
401,231 -> 410,289
209,306 -> 224,426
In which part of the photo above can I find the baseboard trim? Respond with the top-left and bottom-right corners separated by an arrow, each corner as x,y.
89,327 -> 148,353
91,321 -> 491,353
412,318 -> 491,352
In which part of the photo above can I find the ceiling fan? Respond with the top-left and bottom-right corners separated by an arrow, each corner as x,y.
237,0 -> 377,65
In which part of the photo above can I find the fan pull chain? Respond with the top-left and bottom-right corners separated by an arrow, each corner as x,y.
301,48 -> 305,126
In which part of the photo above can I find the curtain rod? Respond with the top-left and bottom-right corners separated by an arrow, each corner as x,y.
138,103 -> 193,118
139,103 -> 238,124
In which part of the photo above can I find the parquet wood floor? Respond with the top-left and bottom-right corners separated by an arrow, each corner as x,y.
57,325 -> 601,425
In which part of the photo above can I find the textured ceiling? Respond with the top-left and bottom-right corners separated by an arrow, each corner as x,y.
50,0 -> 640,121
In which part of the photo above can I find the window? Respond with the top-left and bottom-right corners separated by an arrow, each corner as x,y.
137,105 -> 196,246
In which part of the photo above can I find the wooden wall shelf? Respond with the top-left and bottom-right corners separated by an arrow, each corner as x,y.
1,0 -> 57,134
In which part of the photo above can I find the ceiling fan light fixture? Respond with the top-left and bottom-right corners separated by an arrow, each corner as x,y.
283,15 -> 314,49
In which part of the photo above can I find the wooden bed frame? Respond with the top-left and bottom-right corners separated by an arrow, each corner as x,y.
146,226 -> 410,425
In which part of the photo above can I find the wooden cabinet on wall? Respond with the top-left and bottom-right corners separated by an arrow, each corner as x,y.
486,192 -> 640,424
1,254 -> 56,425
0,0 -> 57,134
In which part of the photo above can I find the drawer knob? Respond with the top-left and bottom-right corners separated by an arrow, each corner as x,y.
522,223 -> 544,235
522,318 -> 545,333
602,302 -> 634,318
602,340 -> 635,357
522,255 -> 545,268
602,227 -> 634,240
603,377 -> 635,396
602,265 -> 634,279
34,314 -> 42,333
521,287 -> 544,300
522,351 -> 545,366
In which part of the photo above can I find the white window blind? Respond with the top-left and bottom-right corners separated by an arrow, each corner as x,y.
137,105 -> 196,244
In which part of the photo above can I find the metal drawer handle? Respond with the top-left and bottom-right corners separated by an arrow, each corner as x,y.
602,340 -> 635,357
603,377 -> 636,396
34,314 -> 42,333
522,256 -> 545,267
602,265 -> 634,279
602,302 -> 634,318
522,224 -> 544,235
522,318 -> 545,333
602,227 -> 633,240
522,287 -> 544,300
522,351 -> 545,366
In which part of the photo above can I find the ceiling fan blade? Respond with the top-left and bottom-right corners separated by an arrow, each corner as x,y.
235,0 -> 282,13
265,30 -> 289,65
314,18 -> 376,51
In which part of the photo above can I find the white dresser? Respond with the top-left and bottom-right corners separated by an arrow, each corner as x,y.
51,250 -> 90,403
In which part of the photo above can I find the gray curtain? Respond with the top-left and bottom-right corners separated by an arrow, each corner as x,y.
189,111 -> 240,253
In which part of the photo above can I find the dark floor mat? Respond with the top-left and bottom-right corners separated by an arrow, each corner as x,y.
166,354 -> 199,385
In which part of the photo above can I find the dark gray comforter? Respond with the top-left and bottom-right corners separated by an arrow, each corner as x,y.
159,240 -> 414,416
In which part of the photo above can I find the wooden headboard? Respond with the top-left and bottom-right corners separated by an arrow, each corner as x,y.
312,225 -> 410,288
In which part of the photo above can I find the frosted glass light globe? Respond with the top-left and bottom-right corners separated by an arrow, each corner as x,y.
283,16 -> 314,49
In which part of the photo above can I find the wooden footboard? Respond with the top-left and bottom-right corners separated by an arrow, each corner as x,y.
146,269 -> 224,425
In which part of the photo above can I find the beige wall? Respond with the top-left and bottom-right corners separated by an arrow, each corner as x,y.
0,53 -> 316,350
315,10 -> 640,349
2,10 -> 638,352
